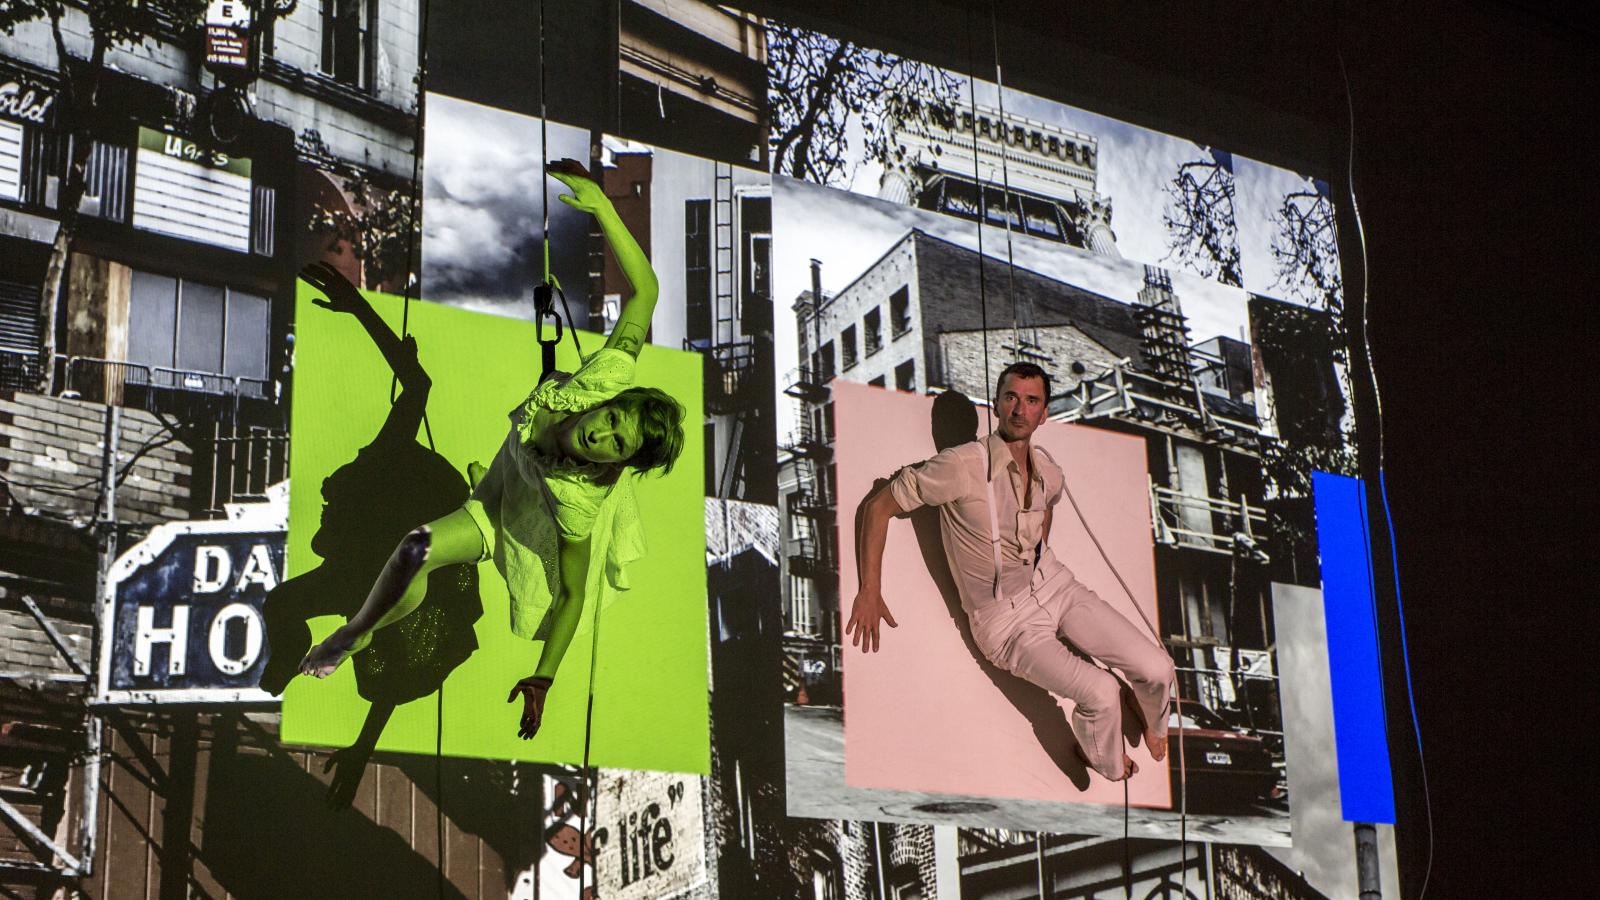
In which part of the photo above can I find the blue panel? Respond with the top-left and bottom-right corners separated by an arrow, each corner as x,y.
1312,471 -> 1397,824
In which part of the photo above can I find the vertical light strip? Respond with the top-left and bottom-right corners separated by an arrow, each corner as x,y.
1312,469 -> 1397,823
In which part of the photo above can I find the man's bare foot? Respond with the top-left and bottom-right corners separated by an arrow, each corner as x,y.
1074,743 -> 1139,781
1120,685 -> 1169,762
299,626 -> 370,678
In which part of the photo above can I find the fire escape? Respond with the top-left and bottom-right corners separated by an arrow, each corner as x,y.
693,163 -> 768,500
783,364 -> 835,581
1056,265 -> 1274,721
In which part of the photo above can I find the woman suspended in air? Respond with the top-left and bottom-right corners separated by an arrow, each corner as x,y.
297,159 -> 686,740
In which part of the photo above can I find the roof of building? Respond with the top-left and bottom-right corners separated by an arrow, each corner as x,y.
907,229 -> 1148,366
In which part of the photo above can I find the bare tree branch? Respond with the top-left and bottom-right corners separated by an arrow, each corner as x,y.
1162,156 -> 1242,287
766,21 -> 961,189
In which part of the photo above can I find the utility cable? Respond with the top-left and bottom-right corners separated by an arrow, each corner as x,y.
386,0 -> 443,894
965,3 -> 993,437
1337,48 -> 1433,899
980,5 -> 1181,890
986,2 -> 1022,358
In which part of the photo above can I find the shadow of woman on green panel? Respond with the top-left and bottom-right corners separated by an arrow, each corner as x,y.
259,262 -> 482,810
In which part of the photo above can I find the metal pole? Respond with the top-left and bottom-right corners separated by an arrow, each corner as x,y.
77,403 -> 120,877
1034,833 -> 1048,898
872,822 -> 889,900
1355,822 -> 1382,899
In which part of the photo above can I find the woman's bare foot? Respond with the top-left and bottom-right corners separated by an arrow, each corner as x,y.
299,625 -> 370,678
1074,743 -> 1139,781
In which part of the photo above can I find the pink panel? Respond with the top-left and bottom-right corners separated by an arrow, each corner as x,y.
835,381 -> 1170,808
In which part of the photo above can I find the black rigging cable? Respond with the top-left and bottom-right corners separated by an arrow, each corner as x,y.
1338,46 -> 1433,899
384,0 -> 447,892
978,4 -> 1189,891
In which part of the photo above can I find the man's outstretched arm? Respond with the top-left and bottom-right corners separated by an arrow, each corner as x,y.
845,487 -> 905,653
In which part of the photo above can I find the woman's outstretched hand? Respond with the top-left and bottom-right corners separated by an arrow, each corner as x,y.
507,675 -> 554,740
301,261 -> 368,316
547,159 -> 609,215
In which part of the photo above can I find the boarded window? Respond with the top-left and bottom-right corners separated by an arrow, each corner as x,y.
895,359 -> 915,392
890,287 -> 911,335
128,270 -> 268,379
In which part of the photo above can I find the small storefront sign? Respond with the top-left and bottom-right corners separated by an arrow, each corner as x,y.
132,126 -> 253,252
0,78 -> 55,125
204,1 -> 254,71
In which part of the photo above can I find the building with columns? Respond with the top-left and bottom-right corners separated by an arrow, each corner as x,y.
877,98 -> 1121,256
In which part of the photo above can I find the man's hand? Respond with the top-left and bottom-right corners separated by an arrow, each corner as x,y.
547,159 -> 610,215
507,675 -> 553,740
845,587 -> 898,653
301,261 -> 367,315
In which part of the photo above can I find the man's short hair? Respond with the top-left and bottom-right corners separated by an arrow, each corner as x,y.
610,387 -> 686,476
994,361 -> 1052,403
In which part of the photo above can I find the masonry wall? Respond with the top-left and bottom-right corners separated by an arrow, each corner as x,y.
808,236 -> 923,392
938,322 -> 1124,402
912,233 -> 1145,391
0,392 -> 192,526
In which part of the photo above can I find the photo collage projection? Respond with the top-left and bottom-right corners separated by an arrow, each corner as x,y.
0,1 -> 1398,898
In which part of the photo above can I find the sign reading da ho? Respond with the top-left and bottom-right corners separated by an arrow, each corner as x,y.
96,506 -> 284,704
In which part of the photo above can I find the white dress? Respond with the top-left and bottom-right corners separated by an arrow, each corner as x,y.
461,348 -> 647,640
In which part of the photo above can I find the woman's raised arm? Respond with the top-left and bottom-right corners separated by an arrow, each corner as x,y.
547,159 -> 659,359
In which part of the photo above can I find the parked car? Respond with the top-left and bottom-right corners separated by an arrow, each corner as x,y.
1166,697 -> 1282,809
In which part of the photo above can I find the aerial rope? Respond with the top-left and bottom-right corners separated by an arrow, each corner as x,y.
529,4 -> 600,899
385,0 -> 449,892
974,3 -> 1189,892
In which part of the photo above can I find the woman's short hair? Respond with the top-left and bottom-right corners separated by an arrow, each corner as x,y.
609,387 -> 686,476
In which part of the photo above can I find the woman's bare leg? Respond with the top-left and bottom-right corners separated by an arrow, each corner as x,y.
301,507 -> 485,677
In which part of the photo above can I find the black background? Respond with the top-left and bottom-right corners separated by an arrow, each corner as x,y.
738,1 -> 1588,895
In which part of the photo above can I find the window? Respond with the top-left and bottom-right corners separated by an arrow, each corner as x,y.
816,341 -> 835,381
890,864 -> 925,900
1,121 -> 25,202
322,0 -> 377,90
868,375 -> 885,388
741,194 -> 772,333
894,359 -> 915,393
841,325 -> 857,370
789,575 -> 814,633
128,271 -> 269,380
685,199 -> 711,343
1020,195 -> 1064,240
705,422 -> 717,495
889,287 -> 911,336
864,307 -> 882,356
933,176 -> 1079,245
810,850 -> 843,900
788,503 -> 811,540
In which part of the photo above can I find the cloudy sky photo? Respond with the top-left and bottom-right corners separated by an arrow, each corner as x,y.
421,93 -> 594,318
